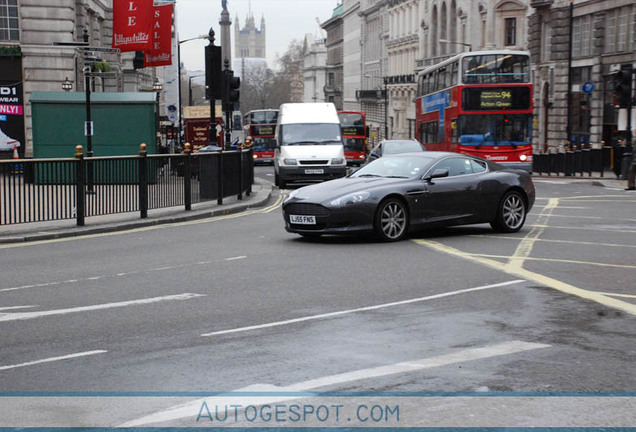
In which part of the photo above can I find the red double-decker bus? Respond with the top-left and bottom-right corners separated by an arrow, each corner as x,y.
244,109 -> 279,164
338,111 -> 368,166
415,50 -> 533,171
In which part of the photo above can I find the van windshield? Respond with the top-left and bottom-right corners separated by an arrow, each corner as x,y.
281,123 -> 342,145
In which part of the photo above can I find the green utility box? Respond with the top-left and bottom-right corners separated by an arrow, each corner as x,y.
30,92 -> 158,184
31,91 -> 157,158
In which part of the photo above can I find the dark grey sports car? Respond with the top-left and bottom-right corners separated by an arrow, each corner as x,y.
282,151 -> 535,242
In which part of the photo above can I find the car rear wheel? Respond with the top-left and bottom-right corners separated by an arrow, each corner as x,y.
374,198 -> 408,242
491,190 -> 526,233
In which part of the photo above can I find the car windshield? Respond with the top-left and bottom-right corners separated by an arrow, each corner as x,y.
281,123 -> 342,145
351,155 -> 435,179
383,141 -> 423,154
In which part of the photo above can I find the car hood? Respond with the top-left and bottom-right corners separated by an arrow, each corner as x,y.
290,177 -> 404,203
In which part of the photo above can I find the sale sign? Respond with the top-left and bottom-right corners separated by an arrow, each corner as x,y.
112,0 -> 154,52
144,3 -> 173,67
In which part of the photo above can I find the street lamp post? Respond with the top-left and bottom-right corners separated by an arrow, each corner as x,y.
153,78 -> 163,148
439,39 -> 472,52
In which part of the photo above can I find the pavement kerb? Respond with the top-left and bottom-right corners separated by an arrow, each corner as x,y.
0,180 -> 274,245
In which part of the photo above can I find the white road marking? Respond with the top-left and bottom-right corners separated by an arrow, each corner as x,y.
0,293 -> 206,322
0,350 -> 107,371
119,340 -> 549,427
201,280 -> 524,337
224,256 -> 247,261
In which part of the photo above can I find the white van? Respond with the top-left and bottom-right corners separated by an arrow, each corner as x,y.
274,102 -> 347,189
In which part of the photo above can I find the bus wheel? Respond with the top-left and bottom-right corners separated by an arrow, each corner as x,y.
491,190 -> 526,233
374,198 -> 408,242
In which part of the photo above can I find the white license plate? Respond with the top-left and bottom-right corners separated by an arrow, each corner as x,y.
290,215 -> 316,225
305,169 -> 324,174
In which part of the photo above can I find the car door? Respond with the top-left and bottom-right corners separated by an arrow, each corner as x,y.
419,156 -> 481,223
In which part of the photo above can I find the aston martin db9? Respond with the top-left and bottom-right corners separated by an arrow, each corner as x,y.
282,151 -> 535,242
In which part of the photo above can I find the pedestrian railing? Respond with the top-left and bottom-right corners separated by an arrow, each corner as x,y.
532,147 -> 614,177
0,144 -> 254,226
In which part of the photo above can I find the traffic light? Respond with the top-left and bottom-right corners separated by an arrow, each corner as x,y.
614,65 -> 633,108
222,69 -> 241,108
205,45 -> 223,100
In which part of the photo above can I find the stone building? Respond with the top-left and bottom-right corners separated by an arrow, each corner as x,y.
528,0 -> 636,153
359,0 -> 388,142
322,3 -> 344,110
347,0 -> 531,140
303,34 -> 327,103
0,0 -> 158,157
234,10 -> 266,60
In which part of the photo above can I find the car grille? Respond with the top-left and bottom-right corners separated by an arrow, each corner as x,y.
299,160 -> 329,165
284,203 -> 331,217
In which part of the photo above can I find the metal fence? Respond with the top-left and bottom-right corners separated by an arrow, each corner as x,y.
531,147 -> 616,177
0,146 -> 254,226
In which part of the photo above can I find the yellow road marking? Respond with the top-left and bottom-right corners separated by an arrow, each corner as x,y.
468,235 -> 636,249
506,198 -> 558,272
468,254 -> 636,270
597,292 -> 636,299
413,239 -> 636,316
413,194 -> 636,315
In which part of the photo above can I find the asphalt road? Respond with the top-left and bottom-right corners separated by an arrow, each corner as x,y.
1,168 -> 635,427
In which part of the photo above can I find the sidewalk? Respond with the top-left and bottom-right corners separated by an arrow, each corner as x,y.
0,180 -> 274,245
531,172 -> 628,190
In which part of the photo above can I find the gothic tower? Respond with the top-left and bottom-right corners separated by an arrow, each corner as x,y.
234,6 -> 266,60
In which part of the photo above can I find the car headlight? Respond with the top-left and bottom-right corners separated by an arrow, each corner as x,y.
330,191 -> 371,207
331,158 -> 345,165
283,158 -> 297,165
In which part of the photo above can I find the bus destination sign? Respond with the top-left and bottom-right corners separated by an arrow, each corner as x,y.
462,87 -> 530,111
479,90 -> 512,109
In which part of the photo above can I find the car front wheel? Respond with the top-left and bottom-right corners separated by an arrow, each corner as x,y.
374,198 -> 409,242
491,190 -> 526,233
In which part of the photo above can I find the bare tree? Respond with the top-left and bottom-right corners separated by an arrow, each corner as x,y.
236,39 -> 307,112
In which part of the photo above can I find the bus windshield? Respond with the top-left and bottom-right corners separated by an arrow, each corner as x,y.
462,53 -> 530,84
248,110 -> 278,124
458,114 -> 531,146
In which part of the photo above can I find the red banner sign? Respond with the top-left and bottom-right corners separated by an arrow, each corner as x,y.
112,0 -> 154,52
144,3 -> 173,67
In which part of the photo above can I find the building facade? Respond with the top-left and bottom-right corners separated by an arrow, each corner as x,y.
303,34 -> 328,103
529,0 -> 636,153
322,3 -> 344,110
0,0 -> 159,158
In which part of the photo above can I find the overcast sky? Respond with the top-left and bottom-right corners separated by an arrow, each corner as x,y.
175,0 -> 338,72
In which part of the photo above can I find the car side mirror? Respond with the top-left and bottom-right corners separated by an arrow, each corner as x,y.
424,168 -> 449,182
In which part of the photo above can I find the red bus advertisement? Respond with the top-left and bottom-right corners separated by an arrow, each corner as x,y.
338,111 -> 368,166
415,51 -> 533,171
244,109 -> 278,164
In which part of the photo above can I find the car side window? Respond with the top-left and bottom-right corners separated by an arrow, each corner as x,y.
434,157 -> 473,177
470,159 -> 487,173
